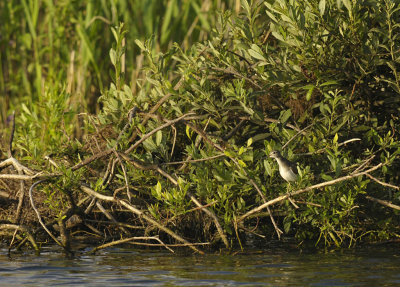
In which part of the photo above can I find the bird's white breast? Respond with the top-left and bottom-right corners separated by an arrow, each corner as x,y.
276,158 -> 297,182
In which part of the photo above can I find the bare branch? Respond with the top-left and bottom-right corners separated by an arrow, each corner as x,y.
365,173 -> 399,190
365,195 -> 400,211
29,180 -> 64,247
88,236 -> 175,254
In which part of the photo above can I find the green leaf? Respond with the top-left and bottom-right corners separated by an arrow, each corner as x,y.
342,0 -> 352,17
264,160 -> 273,176
247,137 -> 253,147
186,125 -> 192,140
135,39 -> 146,51
109,48 -> 116,66
124,85 -> 132,98
248,44 -> 266,61
242,0 -> 251,16
319,0 -> 326,16
156,181 -> 162,195
155,130 -> 162,146
305,85 -> 315,101
333,133 -> 338,144
320,80 -> 338,87
238,159 -> 247,167
280,109 -> 292,125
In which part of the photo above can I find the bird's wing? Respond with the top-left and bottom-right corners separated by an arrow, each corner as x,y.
288,160 -> 298,175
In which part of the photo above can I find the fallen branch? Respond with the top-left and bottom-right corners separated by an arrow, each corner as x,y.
0,223 -> 39,253
238,163 -> 384,222
0,173 -> 54,180
80,185 -> 204,254
88,236 -> 174,254
127,241 -> 210,247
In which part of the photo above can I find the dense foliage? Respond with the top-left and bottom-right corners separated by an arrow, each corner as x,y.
1,0 -> 399,253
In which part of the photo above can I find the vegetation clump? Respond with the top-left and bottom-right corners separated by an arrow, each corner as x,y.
0,0 -> 399,255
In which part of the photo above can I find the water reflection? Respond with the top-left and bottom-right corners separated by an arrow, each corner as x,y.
0,245 -> 399,286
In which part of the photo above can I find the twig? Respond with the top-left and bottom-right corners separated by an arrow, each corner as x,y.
263,117 -> 303,133
170,124 -> 177,158
210,66 -> 262,89
222,119 -> 247,141
88,236 -> 174,254
165,154 -> 225,165
187,192 -> 230,248
29,180 -> 64,247
116,106 -> 138,143
365,195 -> 400,211
102,157 -> 115,186
186,200 -> 217,212
249,179 -> 283,238
127,242 -> 210,247
238,163 -> 384,222
113,150 -> 131,200
282,123 -> 314,150
0,158 -> 36,175
183,121 -> 225,152
292,200 -> 322,208
71,149 -> 113,171
351,155 -> 375,174
84,219 -> 145,229
298,138 -> 362,156
341,155 -> 375,173
365,173 -> 399,190
126,112 -> 195,153
96,201 -> 130,235
0,190 -> 10,198
238,225 -> 266,239
0,173 -> 52,180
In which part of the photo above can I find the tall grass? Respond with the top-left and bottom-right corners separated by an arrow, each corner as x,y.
0,0 -> 238,125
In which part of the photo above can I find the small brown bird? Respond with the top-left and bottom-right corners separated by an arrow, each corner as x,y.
269,150 -> 298,182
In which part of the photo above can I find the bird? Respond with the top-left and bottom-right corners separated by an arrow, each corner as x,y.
269,150 -> 298,182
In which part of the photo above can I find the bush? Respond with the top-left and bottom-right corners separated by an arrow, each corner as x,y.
1,0 -> 400,253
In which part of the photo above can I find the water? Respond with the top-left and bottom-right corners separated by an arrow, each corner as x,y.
0,245 -> 399,286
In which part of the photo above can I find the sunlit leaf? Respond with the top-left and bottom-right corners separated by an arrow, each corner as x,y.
319,0 -> 326,16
